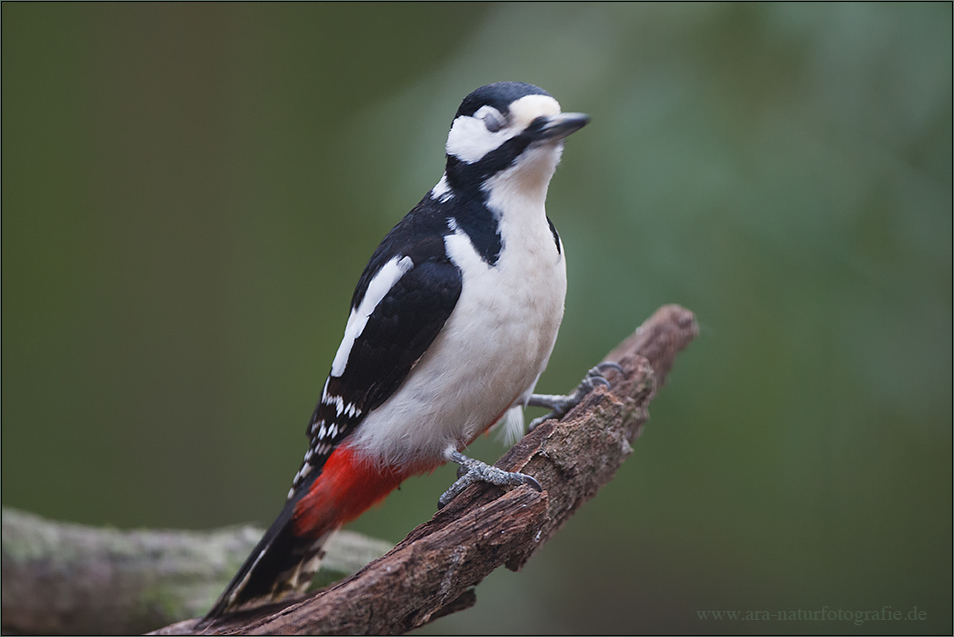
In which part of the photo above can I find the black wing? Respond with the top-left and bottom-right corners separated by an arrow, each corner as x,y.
299,200 -> 462,483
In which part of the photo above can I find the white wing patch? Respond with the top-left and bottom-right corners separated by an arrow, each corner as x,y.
431,173 -> 454,203
330,255 -> 414,377
321,395 -> 362,419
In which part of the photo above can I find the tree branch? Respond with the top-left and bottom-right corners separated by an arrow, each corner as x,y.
157,304 -> 698,635
2,305 -> 697,635
1,509 -> 393,635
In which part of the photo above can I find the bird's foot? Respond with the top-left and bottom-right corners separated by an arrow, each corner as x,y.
438,450 -> 541,509
526,362 -> 623,431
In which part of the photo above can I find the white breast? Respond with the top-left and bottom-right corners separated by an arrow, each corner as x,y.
349,154 -> 567,469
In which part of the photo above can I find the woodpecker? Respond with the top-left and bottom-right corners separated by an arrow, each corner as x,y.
205,81 -> 592,619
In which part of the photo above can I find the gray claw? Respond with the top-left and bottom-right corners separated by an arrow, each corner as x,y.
581,362 -> 622,391
521,474 -> 543,492
525,361 -> 623,430
439,450 -> 543,508
527,414 -> 551,432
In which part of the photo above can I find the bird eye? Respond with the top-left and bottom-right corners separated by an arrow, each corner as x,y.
483,111 -> 505,133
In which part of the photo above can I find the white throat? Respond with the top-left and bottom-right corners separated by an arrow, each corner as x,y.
484,140 -> 564,221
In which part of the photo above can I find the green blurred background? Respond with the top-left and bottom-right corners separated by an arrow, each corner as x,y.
3,3 -> 951,634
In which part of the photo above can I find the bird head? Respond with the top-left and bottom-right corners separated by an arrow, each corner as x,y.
442,82 -> 589,201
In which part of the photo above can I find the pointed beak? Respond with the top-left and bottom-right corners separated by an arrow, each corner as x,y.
530,112 -> 590,141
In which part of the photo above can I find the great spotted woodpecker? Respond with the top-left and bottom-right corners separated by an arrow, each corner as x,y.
205,81 -> 592,618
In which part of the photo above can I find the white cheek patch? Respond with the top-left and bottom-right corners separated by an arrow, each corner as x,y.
330,255 -> 414,377
445,114 -> 516,164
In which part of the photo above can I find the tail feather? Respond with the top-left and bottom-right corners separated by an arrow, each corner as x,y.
205,474 -> 334,619
204,445 -> 411,620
